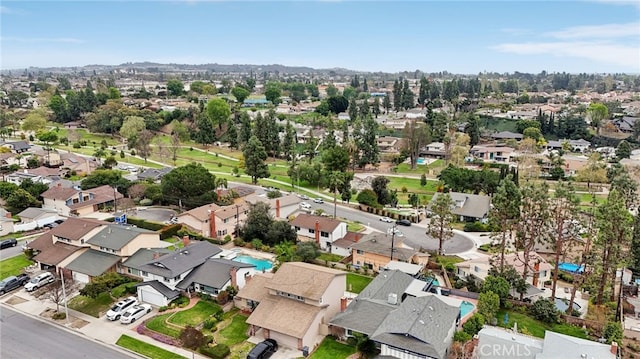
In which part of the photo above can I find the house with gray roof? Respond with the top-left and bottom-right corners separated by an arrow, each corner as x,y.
430,192 -> 491,223
136,167 -> 172,182
65,249 -> 121,281
1,140 -> 31,153
17,207 -> 59,226
176,258 -> 256,297
491,131 -> 523,140
330,270 -> 460,359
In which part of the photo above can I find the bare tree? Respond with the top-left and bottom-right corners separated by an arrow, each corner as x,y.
35,274 -> 78,313
402,120 -> 431,170
426,192 -> 455,256
135,130 -> 153,163
169,132 -> 181,166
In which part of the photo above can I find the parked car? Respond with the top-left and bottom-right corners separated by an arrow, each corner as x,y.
106,296 -> 139,321
120,304 -> 152,324
0,238 -> 17,250
379,216 -> 393,223
299,202 -> 311,209
247,339 -> 278,359
54,219 -> 66,225
313,198 -> 324,204
0,274 -> 30,295
24,272 -> 55,292
396,219 -> 412,226
299,194 -> 309,200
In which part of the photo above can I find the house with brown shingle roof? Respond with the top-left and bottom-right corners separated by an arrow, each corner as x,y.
242,262 -> 346,350
290,213 -> 348,252
176,202 -> 249,238
41,184 -> 124,217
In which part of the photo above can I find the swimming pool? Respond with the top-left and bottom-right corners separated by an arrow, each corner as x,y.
233,255 -> 273,271
558,262 -> 584,274
417,158 -> 427,165
460,301 -> 475,317
554,298 -> 581,313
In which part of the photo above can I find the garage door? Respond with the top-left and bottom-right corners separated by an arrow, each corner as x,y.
73,272 -> 89,284
269,331 -> 299,350
138,287 -> 166,307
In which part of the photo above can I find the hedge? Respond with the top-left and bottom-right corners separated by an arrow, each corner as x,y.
199,344 -> 230,359
176,229 -> 231,246
160,224 -> 183,240
105,216 -> 164,231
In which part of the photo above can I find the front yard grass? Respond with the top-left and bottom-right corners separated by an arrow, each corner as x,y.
347,273 -> 373,294
146,313 -> 183,338
497,309 -> 589,339
218,314 -> 249,346
167,300 -> 221,327
0,253 -> 33,280
318,253 -> 344,263
116,334 -> 185,359
309,336 -> 356,359
110,282 -> 139,298
346,221 -> 365,232
67,292 -> 114,318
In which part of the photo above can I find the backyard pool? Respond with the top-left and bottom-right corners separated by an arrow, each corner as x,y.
460,301 -> 475,317
558,262 -> 584,274
416,158 -> 427,165
233,255 -> 274,271
554,298 -> 581,313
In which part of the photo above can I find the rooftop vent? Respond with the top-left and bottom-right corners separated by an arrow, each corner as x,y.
387,293 -> 398,305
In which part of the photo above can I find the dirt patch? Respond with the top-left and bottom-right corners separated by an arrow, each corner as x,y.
39,307 -> 87,328
69,317 -> 89,329
5,296 -> 27,305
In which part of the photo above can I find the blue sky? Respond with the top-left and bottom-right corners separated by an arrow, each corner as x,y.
1,1 -> 639,74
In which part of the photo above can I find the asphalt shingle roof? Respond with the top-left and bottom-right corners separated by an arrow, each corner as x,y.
87,225 -> 155,250
65,249 -> 121,277
136,280 -> 181,300
176,258 -> 254,290
131,241 -> 222,278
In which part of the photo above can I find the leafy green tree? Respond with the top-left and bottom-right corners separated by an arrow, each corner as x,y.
243,136 -> 269,184
357,117 -> 379,168
296,242 -> 321,263
356,189 -> 378,207
462,313 -> 485,336
603,321 -> 623,344
6,189 -> 40,213
326,84 -> 338,97
490,176 -> 521,272
266,221 -> 297,246
161,163 -> 217,208
108,87 -> 121,100
231,86 -> 251,104
529,299 -> 558,323
427,192 -> 455,255
274,241 -> 297,262
241,202 -> 273,243
0,182 -> 19,199
348,97 -> 358,122
264,82 -> 281,105
49,94 -> 70,122
321,146 -> 350,173
281,121 -> 296,161
22,109 -> 47,132
464,115 -> 480,146
616,140 -> 631,160
587,102 -> 608,134
195,112 -> 216,146
481,276 -> 510,301
371,176 -> 391,206
382,93 -> 391,114
372,97 -> 380,118
119,116 -> 146,141
166,79 -> 184,97
420,173 -> 427,187
327,95 -> 348,114
19,178 -> 49,199
403,120 -> 431,169
477,291 -> 500,321
206,98 -> 231,129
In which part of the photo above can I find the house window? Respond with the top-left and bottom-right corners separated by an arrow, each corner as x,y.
308,229 -> 315,234
174,275 -> 181,281
295,226 -> 300,231
141,271 -> 148,277
164,277 -> 170,282
321,231 -> 329,238
356,261 -> 361,265
541,270 -> 547,277
356,250 -> 364,255
474,266 -> 480,273
223,218 -> 229,223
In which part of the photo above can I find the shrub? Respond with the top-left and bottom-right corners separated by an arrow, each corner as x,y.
139,198 -> 153,206
52,312 -> 66,320
199,344 -> 230,359
160,224 -> 183,240
266,190 -> 282,199
356,189 -> 379,207
462,313 -> 485,336
233,238 -> 246,247
73,142 -> 82,149
180,326 -> 206,350
158,306 -> 169,312
529,299 -> 559,323
603,321 -> 622,344
203,319 -> 217,330
170,296 -> 190,308
453,331 -> 472,343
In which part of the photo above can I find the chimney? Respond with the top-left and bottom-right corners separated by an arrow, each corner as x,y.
315,220 -> 320,245
275,199 -> 280,219
153,251 -> 160,259
209,210 -> 217,238
533,261 -> 540,287
230,267 -> 238,289
5,212 -> 11,219
354,233 -> 360,243
611,342 -> 618,355
57,182 -> 62,187
340,297 -> 348,312
182,235 -> 189,247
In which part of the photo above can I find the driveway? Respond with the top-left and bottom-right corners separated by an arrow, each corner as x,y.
130,207 -> 177,223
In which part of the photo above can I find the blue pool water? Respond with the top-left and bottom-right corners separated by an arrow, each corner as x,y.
233,255 -> 273,271
558,262 -> 584,274
417,158 -> 427,165
460,301 -> 475,317
430,278 -> 440,287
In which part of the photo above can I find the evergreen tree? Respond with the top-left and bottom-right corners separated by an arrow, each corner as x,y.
382,94 -> 391,114
401,79 -> 414,110
372,98 -> 381,118
348,97 -> 358,121
359,100 -> 370,119
281,121 -> 296,161
392,80 -> 402,111
238,112 -> 252,146
243,136 -> 270,184
490,176 -> 521,273
464,115 -> 481,146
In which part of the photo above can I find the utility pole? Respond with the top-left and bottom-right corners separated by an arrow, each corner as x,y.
59,267 -> 69,325
113,186 -> 118,215
389,223 -> 397,261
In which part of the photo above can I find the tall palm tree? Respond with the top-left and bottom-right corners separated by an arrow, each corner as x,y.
327,171 -> 344,219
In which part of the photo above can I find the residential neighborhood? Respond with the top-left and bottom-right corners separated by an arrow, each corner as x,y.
1,2 -> 640,358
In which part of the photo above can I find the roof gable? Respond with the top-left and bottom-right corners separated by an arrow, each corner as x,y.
290,213 -> 342,233
267,262 -> 344,301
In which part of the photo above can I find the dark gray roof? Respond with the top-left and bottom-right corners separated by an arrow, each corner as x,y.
330,270 -> 415,335
131,241 -> 222,278
136,280 -> 181,300
491,131 -> 523,139
136,167 -> 172,180
370,296 -> 460,359
350,233 -> 417,262
122,248 -> 172,269
431,192 -> 491,220
87,225 -> 155,250
65,249 -> 121,277
176,258 -> 254,290
6,141 -> 31,151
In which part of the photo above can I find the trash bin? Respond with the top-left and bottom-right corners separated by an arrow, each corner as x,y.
302,346 -> 309,357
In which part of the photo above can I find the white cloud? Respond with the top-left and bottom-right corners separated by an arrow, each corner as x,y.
1,37 -> 84,44
491,41 -> 640,69
546,22 -> 640,39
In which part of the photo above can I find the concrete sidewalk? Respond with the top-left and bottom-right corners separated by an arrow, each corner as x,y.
1,290 -> 208,359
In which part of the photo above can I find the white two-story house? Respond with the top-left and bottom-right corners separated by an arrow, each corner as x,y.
290,214 -> 348,251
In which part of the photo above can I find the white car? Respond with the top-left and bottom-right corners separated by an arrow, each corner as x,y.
24,272 -> 55,292
313,198 -> 324,204
106,296 -> 139,321
379,216 -> 393,223
388,228 -> 404,237
120,304 -> 152,324
300,202 -> 311,209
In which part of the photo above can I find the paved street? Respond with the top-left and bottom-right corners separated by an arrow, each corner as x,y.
0,306 -> 134,359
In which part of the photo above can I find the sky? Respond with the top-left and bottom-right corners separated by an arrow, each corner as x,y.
1,0 -> 639,74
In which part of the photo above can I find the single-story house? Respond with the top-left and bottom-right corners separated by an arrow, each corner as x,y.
350,232 -> 428,273
430,192 -> 491,223
491,131 -> 523,141
455,252 -> 552,290
136,167 -> 172,182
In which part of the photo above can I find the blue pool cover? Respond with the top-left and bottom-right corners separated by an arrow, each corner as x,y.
558,262 -> 584,274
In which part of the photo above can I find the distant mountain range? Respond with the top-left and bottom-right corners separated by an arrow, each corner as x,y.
4,62 -> 362,75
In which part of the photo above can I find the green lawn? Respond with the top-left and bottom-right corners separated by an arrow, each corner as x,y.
347,273 -> 373,294
168,301 -> 221,327
395,160 -> 445,174
116,335 -> 185,359
346,221 -> 365,232
67,292 -> 114,318
497,309 -> 589,339
218,314 -> 249,346
146,313 -> 183,338
0,254 -> 33,280
318,253 -> 344,263
309,336 -> 356,359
